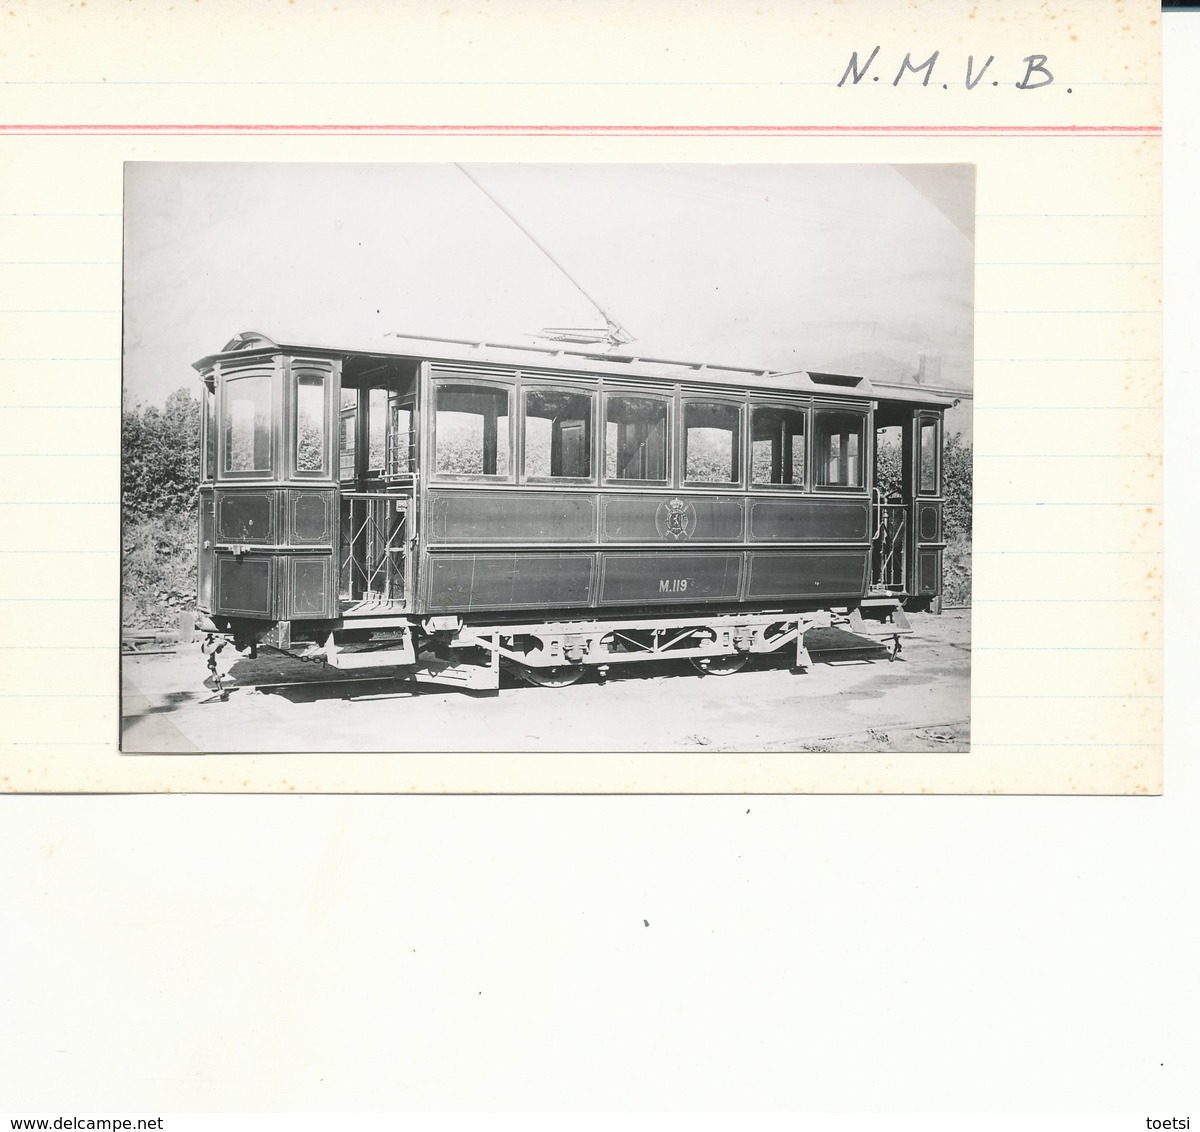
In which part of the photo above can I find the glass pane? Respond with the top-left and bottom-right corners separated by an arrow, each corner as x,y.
684,402 -> 740,483
296,373 -> 326,472
223,374 -> 271,473
750,404 -> 806,486
919,419 -> 939,492
203,386 -> 216,480
339,411 -> 357,481
368,388 -> 388,473
435,384 -> 511,476
605,396 -> 668,482
814,410 -> 865,488
525,389 -> 593,479
389,401 -> 413,475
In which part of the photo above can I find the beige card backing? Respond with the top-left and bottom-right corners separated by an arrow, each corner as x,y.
0,1 -> 1161,793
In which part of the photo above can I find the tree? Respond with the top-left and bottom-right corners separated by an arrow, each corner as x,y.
122,388 -> 200,516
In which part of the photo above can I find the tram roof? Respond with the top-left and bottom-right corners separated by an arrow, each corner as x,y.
195,330 -> 959,408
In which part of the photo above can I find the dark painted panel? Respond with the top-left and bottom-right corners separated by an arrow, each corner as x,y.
599,552 -> 742,606
426,553 -> 594,612
217,491 -> 275,542
291,556 -> 332,617
749,498 -> 869,542
602,495 -> 743,543
746,551 -> 868,600
198,491 -> 215,610
917,549 -> 941,595
292,491 -> 333,544
918,503 -> 941,543
215,555 -> 273,617
428,490 -> 595,544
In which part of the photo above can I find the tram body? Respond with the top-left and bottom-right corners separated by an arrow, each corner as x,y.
195,332 -> 951,688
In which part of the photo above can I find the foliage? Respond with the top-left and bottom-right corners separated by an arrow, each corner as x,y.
122,388 -> 201,629
942,533 -> 972,607
122,510 -> 198,630
122,388 -> 201,515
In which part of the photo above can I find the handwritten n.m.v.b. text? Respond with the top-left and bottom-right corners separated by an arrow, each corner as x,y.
838,49 -> 1056,90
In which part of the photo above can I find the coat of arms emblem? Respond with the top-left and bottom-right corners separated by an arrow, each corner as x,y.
656,497 -> 696,541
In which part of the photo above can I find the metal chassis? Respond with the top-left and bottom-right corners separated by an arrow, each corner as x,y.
314,608 -> 836,692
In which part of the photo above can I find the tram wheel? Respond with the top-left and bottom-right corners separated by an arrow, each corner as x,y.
519,664 -> 586,688
690,654 -> 749,676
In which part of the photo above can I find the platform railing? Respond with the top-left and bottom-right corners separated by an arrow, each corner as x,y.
871,500 -> 908,592
339,492 -> 409,603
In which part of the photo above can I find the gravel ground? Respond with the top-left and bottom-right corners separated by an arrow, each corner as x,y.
121,610 -> 971,754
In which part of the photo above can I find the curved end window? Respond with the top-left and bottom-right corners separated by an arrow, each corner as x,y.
435,383 -> 511,478
295,372 -> 328,474
222,374 -> 272,474
525,389 -> 593,480
684,402 -> 741,485
202,385 -> 216,480
814,409 -> 865,489
605,395 -> 668,482
751,404 -> 806,486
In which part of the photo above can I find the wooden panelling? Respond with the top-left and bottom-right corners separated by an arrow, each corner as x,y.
745,551 -> 868,600
601,494 -> 743,543
598,552 -> 743,606
748,498 -> 869,542
427,490 -> 596,544
425,552 -> 595,612
214,555 -> 274,617
216,490 -> 275,543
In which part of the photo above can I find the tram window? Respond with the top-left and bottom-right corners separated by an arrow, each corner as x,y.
339,388 -> 357,481
684,401 -> 741,484
367,388 -> 388,474
750,404 -> 806,486
389,400 -> 414,476
919,417 -> 940,493
202,385 -> 216,480
434,383 -> 511,477
814,410 -> 865,489
524,389 -> 593,480
223,373 -> 272,474
295,372 -> 327,473
605,395 -> 669,482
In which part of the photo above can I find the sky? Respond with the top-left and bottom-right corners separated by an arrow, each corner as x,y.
123,162 -> 974,430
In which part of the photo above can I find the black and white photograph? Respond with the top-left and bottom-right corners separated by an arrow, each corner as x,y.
120,162 -> 974,755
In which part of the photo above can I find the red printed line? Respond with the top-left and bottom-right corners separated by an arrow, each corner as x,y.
0,122 -> 1162,135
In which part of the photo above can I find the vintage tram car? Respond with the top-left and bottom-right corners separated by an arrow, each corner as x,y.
195,331 -> 952,690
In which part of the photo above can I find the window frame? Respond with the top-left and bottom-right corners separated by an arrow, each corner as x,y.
811,404 -> 870,494
601,388 -> 674,488
679,395 -> 745,490
916,411 -> 942,497
217,362 -> 277,481
289,362 -> 334,481
520,383 -> 598,486
200,380 -> 216,482
430,377 -> 516,483
747,397 -> 810,492
385,392 -> 417,480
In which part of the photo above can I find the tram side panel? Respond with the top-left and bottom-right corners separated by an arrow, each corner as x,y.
418,487 -> 871,617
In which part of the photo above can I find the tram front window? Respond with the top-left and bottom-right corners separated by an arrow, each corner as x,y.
295,373 -> 327,473
223,373 -> 272,473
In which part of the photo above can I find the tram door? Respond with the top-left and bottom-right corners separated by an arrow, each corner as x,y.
871,422 -> 908,593
338,377 -> 417,609
871,406 -> 946,603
